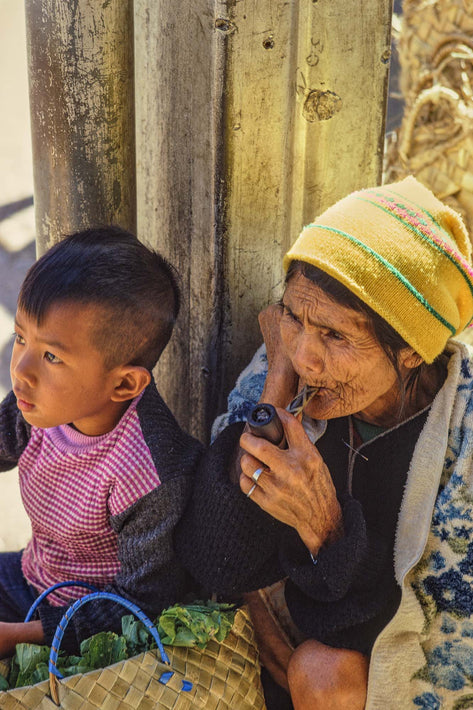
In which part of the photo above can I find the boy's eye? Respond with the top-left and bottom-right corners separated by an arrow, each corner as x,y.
44,351 -> 62,364
14,333 -> 25,345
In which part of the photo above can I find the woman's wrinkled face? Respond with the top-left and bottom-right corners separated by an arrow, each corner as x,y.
280,272 -> 414,425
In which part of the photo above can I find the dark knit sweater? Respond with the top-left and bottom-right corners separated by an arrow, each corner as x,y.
0,380 -> 203,651
176,409 -> 429,655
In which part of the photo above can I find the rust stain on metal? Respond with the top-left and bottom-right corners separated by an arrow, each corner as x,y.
302,89 -> 342,121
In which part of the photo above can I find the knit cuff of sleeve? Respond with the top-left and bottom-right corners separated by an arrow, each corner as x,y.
278,497 -> 378,601
39,604 -> 80,654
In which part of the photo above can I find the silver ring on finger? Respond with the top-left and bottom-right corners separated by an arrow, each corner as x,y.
251,467 -> 264,483
247,483 -> 257,498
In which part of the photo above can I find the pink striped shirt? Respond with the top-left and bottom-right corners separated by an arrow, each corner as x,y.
19,393 -> 162,605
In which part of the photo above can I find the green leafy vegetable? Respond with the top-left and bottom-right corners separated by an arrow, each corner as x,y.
157,601 -> 235,648
121,615 -> 152,656
14,644 -> 50,689
0,600 -> 236,690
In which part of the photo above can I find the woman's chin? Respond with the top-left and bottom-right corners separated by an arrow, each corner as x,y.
303,391 -> 341,420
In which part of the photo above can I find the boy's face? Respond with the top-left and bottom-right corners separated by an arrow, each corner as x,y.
11,302 -> 129,436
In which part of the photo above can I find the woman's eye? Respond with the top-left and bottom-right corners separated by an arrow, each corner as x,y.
325,329 -> 344,342
282,306 -> 300,323
44,351 -> 62,364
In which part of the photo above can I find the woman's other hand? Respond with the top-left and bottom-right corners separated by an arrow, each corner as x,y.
240,408 -> 343,556
258,304 -> 298,409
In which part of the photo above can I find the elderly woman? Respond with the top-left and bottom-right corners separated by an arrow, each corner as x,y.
177,177 -> 473,710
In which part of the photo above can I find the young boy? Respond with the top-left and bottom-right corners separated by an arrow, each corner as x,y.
0,226 -> 203,655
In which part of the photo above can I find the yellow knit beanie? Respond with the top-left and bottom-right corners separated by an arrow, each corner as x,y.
283,176 -> 473,363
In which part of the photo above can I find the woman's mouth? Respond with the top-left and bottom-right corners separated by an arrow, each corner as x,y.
287,385 -> 320,416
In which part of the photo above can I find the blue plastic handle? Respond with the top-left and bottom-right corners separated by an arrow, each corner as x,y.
24,581 -> 100,622
48,591 -> 170,679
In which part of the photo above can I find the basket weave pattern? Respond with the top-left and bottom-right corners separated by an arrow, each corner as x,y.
385,0 -> 473,236
0,607 -> 266,709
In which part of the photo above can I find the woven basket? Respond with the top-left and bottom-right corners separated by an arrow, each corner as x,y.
385,0 -> 473,237
0,589 -> 266,709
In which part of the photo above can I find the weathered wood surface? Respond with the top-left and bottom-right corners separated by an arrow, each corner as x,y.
135,0 -> 220,442
25,0 -> 135,253
136,0 -> 393,441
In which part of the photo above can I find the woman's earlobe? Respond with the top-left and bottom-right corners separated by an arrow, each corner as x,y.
403,350 -> 424,369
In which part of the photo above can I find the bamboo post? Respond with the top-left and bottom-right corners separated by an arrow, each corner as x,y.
25,0 -> 135,254
135,0 -> 393,441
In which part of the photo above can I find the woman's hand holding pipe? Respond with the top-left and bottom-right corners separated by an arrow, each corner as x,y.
240,407 -> 343,557
228,304 -> 299,485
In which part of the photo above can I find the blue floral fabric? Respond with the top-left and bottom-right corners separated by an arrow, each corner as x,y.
407,379 -> 473,707
405,352 -> 473,708
211,344 -> 267,441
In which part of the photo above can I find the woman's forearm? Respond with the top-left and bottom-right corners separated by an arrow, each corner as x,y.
258,304 -> 298,409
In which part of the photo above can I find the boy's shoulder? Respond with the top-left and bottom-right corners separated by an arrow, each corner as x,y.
135,379 -> 204,483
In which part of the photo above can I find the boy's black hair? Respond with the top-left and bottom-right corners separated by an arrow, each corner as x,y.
18,226 -> 181,371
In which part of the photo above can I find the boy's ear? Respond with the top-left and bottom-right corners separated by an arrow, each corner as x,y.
111,366 -> 151,402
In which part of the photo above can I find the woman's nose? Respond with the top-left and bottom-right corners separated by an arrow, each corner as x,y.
292,331 -> 325,376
